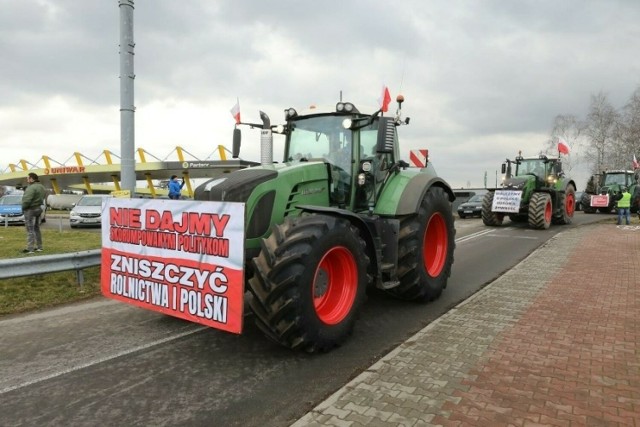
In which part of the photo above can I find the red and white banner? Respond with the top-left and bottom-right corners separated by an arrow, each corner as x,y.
557,137 -> 570,155
230,99 -> 241,124
409,149 -> 429,168
101,198 -> 246,334
378,85 -> 391,113
590,194 -> 609,208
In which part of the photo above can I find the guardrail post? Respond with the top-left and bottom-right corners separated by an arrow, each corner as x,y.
76,269 -> 85,289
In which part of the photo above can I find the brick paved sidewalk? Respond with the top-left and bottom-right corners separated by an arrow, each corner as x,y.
292,224 -> 640,426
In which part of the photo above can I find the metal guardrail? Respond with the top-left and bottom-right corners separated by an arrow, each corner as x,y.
0,249 -> 101,285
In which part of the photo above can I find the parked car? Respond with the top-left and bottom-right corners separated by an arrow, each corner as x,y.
0,194 -> 47,225
575,191 -> 583,211
457,193 -> 485,219
69,195 -> 109,228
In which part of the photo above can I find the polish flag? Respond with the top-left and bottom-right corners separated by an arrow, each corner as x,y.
230,99 -> 241,124
633,154 -> 639,170
378,85 -> 391,112
557,137 -> 570,155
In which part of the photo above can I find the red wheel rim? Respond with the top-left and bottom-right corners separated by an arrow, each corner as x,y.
313,246 -> 358,325
544,197 -> 552,224
422,212 -> 448,277
565,192 -> 575,216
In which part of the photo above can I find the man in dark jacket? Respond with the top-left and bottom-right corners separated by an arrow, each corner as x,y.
21,172 -> 46,254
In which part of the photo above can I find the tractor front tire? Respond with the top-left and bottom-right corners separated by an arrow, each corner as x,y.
482,192 -> 505,226
386,186 -> 455,302
528,192 -> 552,229
248,214 -> 369,353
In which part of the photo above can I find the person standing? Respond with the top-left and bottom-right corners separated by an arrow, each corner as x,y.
615,187 -> 632,225
21,172 -> 46,254
168,175 -> 185,200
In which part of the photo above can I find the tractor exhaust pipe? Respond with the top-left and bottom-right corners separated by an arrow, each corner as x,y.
259,111 -> 273,166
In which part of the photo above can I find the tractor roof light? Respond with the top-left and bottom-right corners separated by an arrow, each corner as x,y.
335,102 -> 359,114
342,118 -> 353,129
284,108 -> 298,120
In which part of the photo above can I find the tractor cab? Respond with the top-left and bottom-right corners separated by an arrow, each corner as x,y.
279,100 -> 407,212
503,155 -> 562,188
600,171 -> 634,192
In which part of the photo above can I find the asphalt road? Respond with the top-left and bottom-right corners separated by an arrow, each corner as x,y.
0,212 -> 607,427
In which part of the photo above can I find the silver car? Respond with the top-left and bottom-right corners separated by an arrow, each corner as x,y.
69,195 -> 109,228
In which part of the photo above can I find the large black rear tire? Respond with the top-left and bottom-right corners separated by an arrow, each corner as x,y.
385,186 -> 455,302
248,214 -> 369,353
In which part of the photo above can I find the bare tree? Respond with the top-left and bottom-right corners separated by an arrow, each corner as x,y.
583,92 -> 620,174
618,87 -> 640,170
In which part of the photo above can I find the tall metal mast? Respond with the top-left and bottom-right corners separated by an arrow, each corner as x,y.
119,0 -> 136,195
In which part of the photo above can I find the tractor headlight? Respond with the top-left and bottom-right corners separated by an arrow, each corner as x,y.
342,118 -> 352,129
335,102 -> 359,114
358,173 -> 366,186
284,108 -> 297,120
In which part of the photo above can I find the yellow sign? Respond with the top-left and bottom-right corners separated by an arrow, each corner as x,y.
111,190 -> 131,198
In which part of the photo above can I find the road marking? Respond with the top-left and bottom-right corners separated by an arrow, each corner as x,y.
456,227 -> 542,243
616,225 -> 640,231
0,325 -> 208,395
455,229 -> 493,243
486,234 -> 539,240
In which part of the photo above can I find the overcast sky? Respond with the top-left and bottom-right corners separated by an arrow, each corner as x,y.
1,0 -> 639,189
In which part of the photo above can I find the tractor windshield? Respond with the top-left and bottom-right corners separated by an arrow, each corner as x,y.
602,173 -> 628,186
516,159 -> 546,178
285,114 -> 382,208
286,115 -> 353,165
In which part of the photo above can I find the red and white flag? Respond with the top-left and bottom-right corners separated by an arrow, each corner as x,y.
633,154 -> 639,170
378,85 -> 391,112
557,137 -> 570,155
230,98 -> 241,124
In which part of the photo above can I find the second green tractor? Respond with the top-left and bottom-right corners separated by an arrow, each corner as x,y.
482,154 -> 576,229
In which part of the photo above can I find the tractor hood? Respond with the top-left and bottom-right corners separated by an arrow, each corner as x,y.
502,176 -> 531,190
194,168 -> 278,202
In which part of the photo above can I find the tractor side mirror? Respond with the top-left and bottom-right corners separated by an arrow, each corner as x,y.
232,128 -> 241,159
501,163 -> 506,174
376,117 -> 395,154
554,163 -> 562,174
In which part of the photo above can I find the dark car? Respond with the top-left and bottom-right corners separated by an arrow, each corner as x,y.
457,194 -> 484,219
575,191 -> 583,211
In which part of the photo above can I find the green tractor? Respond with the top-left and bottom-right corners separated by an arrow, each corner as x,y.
580,170 -> 639,214
194,95 -> 456,352
482,154 -> 577,229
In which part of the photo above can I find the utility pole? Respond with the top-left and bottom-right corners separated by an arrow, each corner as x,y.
119,0 -> 136,196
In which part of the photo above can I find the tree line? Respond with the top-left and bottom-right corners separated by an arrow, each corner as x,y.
544,86 -> 640,177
